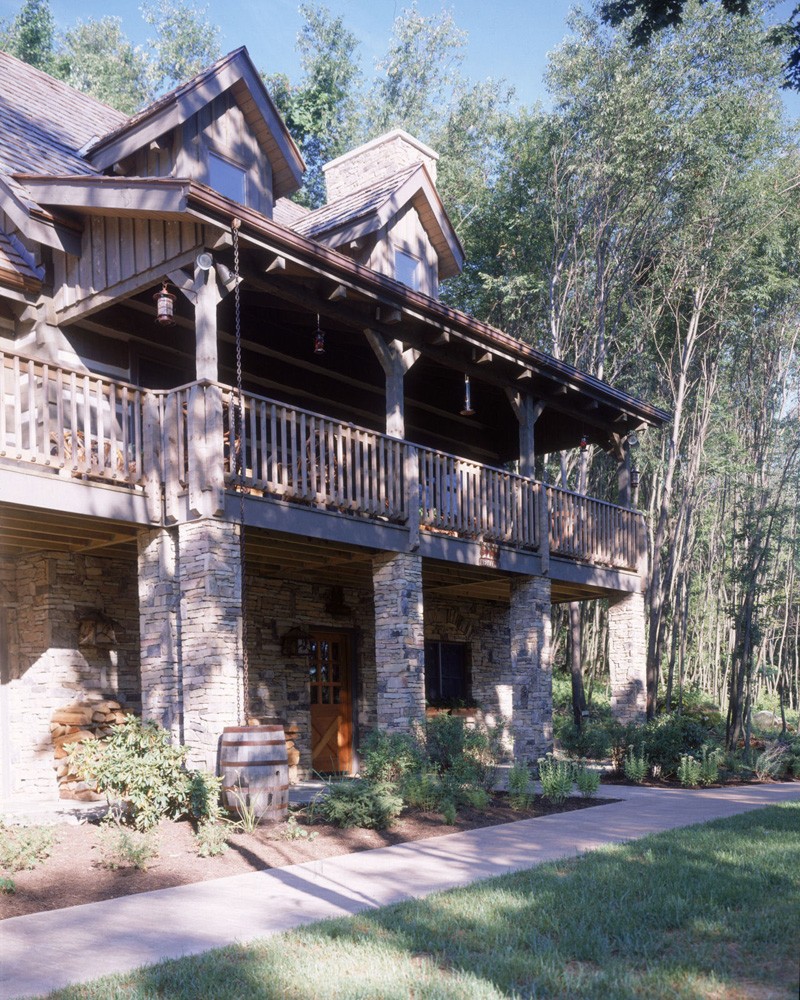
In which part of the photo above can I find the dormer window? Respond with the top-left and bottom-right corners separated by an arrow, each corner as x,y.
394,248 -> 421,291
209,151 -> 246,204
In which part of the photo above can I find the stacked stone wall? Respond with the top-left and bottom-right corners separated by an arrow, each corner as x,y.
608,591 -> 647,722
372,552 -> 425,731
508,576 -> 553,762
1,549 -> 140,801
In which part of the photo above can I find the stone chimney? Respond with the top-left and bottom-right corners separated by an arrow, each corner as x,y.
323,129 -> 438,203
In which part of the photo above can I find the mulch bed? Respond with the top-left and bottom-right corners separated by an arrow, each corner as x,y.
1,794 -> 616,920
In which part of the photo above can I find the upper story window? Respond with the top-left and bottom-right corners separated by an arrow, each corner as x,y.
394,248 -> 421,291
208,151 -> 246,204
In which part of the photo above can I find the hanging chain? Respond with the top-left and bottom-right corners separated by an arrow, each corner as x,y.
231,218 -> 249,726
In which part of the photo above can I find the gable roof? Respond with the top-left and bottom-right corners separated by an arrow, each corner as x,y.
0,50 -> 126,177
84,47 -> 305,200
291,163 -> 464,280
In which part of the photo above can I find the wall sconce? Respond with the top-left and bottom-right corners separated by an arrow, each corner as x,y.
153,280 -> 176,326
460,374 -> 475,416
78,613 -> 117,647
281,626 -> 311,657
215,262 -> 237,292
314,314 -> 325,355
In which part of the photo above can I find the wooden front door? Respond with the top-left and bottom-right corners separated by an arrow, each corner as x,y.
309,632 -> 353,774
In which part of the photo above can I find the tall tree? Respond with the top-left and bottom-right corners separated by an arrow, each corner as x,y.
264,4 -> 362,207
141,0 -> 221,96
0,0 -> 56,71
56,18 -> 150,113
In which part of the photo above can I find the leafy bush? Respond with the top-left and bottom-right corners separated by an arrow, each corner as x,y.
623,747 -> 649,783
194,821 -> 231,857
400,770 -> 444,812
642,715 -> 708,777
538,755 -> 574,803
0,822 -> 54,873
507,761 -> 534,810
68,716 -> 190,831
419,714 -> 500,789
359,729 -> 423,783
754,743 -> 790,780
556,720 -> 613,760
187,771 -> 223,825
314,779 -> 403,830
574,761 -> 601,798
698,747 -> 721,786
459,785 -> 491,810
678,754 -> 702,788
97,824 -> 159,870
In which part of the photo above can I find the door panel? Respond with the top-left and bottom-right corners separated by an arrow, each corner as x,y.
309,632 -> 352,774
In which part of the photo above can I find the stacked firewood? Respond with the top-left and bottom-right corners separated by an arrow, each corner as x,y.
284,724 -> 301,783
50,696 -> 129,800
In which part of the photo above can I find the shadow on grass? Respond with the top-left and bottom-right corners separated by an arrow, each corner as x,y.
53,803 -> 800,1000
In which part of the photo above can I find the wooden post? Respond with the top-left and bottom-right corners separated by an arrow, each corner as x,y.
406,444 -> 420,551
505,390 -> 544,479
364,330 -> 419,440
194,265 -> 220,383
538,483 -> 550,576
142,392 -> 162,524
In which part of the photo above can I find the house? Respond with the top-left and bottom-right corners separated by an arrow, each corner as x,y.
0,47 -> 668,804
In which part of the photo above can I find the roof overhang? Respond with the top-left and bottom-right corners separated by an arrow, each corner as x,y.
15,172 -> 670,436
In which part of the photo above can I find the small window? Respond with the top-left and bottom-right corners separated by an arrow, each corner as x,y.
208,152 -> 246,204
425,641 -> 470,708
394,248 -> 421,290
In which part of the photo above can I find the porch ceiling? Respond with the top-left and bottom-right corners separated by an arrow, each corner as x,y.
0,502 -> 139,559
243,528 -> 618,604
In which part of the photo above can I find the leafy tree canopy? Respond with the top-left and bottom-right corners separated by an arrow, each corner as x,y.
600,0 -> 800,88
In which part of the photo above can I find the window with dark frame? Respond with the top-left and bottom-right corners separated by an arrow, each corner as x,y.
208,151 -> 247,205
424,640 -> 471,707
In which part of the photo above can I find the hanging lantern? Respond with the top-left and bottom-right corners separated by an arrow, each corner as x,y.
579,434 -> 588,451
154,280 -> 176,327
630,466 -> 640,490
314,314 -> 325,355
460,373 -> 475,416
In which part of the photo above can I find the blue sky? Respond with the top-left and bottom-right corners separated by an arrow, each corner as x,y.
1,0 -> 797,113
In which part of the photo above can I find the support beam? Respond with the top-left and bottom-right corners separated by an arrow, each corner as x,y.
193,262 -> 221,382
507,576 -> 552,763
608,591 -> 647,722
506,390 -> 545,479
364,330 -> 420,439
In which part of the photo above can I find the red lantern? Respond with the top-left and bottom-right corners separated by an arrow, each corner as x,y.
154,281 -> 176,327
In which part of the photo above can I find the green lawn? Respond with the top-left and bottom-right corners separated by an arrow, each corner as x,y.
50,803 -> 799,1000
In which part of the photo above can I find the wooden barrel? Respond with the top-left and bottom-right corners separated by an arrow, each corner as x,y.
219,725 -> 289,824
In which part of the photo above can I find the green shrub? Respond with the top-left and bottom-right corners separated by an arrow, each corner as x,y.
194,820 -> 230,857
359,730 -> 422,783
698,746 -> 721,786
0,875 -> 15,894
754,743 -> 789,780
0,822 -> 54,873
507,761 -> 534,810
642,715 -> 708,778
67,716 -> 189,831
314,780 -> 403,830
97,823 -> 159,870
440,798 -> 457,825
556,720 -> 613,760
187,771 -> 223,825
678,754 -> 702,788
278,814 -> 318,842
459,785 -> 491,810
538,755 -> 574,803
623,747 -> 649,783
400,770 -> 443,812
574,761 -> 601,798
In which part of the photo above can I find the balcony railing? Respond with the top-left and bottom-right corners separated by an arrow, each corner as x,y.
0,353 -> 644,573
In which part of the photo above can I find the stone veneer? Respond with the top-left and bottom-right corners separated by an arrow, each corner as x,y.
607,591 -> 647,722
323,129 -> 439,202
371,551 -> 425,731
0,549 -> 140,801
138,519 -> 242,772
508,576 -> 553,763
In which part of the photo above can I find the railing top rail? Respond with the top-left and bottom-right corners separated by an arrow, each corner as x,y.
1,348 -> 144,394
545,481 -> 646,517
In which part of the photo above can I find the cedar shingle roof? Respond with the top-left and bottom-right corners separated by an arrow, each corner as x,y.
0,227 -> 43,288
273,198 -> 311,227
292,165 -> 419,239
0,50 -> 126,176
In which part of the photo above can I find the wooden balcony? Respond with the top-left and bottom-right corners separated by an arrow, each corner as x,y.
0,351 -> 645,576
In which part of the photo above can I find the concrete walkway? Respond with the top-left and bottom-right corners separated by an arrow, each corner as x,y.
2,782 -> 798,999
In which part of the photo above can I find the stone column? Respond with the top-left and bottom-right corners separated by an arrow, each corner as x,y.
607,591 -> 647,722
177,518 -> 242,771
508,576 -> 552,763
372,551 -> 425,731
137,527 -> 182,743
